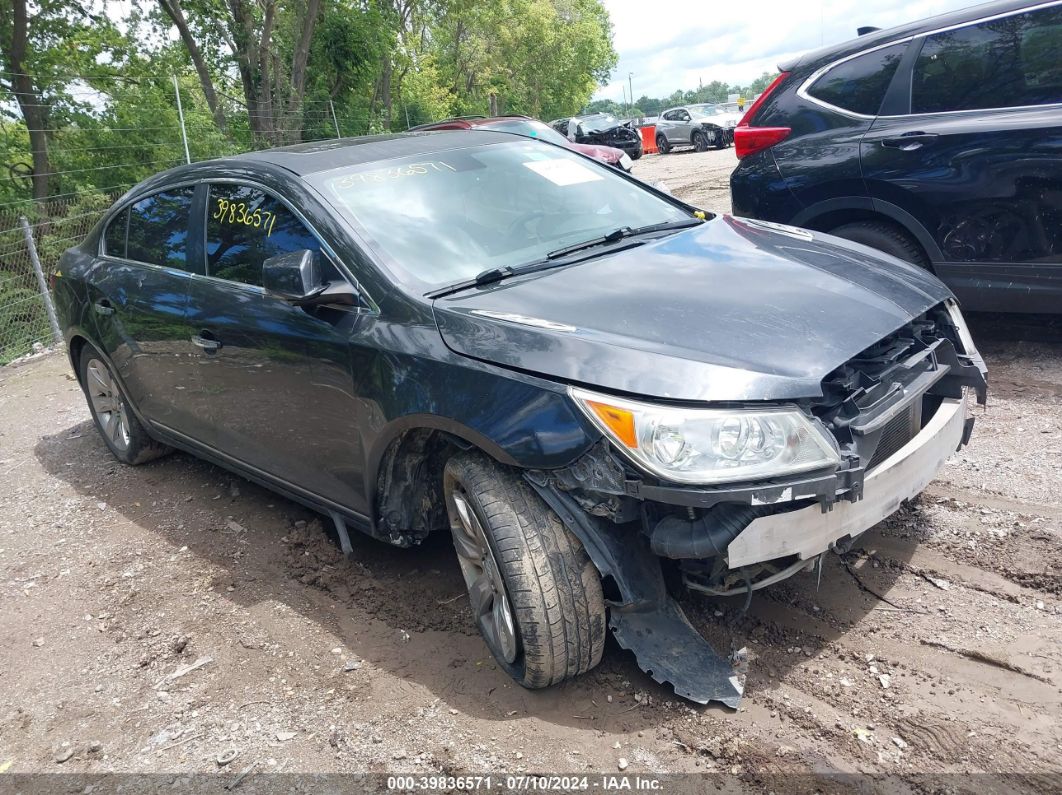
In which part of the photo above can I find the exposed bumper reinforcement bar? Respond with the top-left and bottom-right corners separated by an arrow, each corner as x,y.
525,474 -> 743,709
727,397 -> 966,568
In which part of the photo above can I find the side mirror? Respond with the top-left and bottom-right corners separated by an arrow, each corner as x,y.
262,249 -> 320,298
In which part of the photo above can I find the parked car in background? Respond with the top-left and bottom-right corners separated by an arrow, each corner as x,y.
550,114 -> 643,159
410,114 -> 633,172
655,104 -> 738,153
55,131 -> 985,707
730,0 -> 1062,313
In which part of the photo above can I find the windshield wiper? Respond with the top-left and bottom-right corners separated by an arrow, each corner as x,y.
544,217 -> 703,260
427,216 -> 705,299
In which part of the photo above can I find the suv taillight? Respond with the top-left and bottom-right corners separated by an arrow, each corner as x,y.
734,71 -> 791,160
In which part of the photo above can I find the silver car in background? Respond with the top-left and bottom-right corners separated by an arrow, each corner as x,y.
655,104 -> 741,153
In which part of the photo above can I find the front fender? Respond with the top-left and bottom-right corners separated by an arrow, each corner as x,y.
362,353 -> 601,519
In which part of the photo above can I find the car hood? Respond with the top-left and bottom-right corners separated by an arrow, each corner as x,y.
432,216 -> 953,402
568,141 -> 623,163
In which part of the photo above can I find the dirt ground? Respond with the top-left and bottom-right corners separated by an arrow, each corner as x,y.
1,149 -> 1060,791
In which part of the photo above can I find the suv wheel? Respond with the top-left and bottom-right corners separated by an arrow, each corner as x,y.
656,135 -> 670,155
692,130 -> 709,152
443,452 -> 606,689
79,344 -> 172,465
829,221 -> 929,268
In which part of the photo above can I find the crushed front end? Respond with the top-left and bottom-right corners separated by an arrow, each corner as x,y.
527,302 -> 988,708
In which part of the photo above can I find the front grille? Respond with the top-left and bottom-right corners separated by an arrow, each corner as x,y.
812,309 -> 951,471
867,404 -> 918,469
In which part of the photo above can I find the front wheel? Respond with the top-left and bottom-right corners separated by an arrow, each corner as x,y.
443,453 -> 606,689
693,130 -> 709,152
79,343 -> 172,465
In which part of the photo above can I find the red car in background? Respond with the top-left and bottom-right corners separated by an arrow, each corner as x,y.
410,115 -> 633,173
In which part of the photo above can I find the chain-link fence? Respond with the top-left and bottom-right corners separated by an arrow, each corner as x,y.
0,195 -> 122,364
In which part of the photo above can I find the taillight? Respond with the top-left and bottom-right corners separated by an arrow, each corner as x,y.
734,71 -> 791,160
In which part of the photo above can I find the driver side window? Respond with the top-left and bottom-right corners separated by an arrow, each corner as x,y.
205,184 -> 338,287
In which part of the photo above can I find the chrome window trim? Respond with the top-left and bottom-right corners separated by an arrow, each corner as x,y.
200,177 -> 379,314
797,0 -> 1062,120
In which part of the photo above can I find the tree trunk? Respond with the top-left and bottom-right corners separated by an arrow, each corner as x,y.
3,0 -> 50,201
488,93 -> 498,116
157,0 -> 228,133
287,0 -> 322,124
378,56 -> 393,129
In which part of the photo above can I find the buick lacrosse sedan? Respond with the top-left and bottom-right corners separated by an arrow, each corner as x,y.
55,131 -> 987,706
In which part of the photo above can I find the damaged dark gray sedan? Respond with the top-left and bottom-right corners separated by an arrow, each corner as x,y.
55,131 -> 988,707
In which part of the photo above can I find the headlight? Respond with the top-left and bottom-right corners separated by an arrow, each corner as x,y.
944,299 -> 978,356
570,387 -> 840,485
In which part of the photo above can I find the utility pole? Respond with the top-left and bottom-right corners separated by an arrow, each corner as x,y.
173,75 -> 191,164
628,72 -> 635,114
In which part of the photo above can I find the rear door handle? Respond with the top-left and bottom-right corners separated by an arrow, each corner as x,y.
191,333 -> 221,352
93,299 -> 114,316
881,132 -> 939,151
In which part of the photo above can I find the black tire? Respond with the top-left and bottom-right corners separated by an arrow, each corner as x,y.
79,344 -> 172,465
443,452 -> 606,689
692,130 -> 709,152
656,135 -> 670,155
711,129 -> 727,150
829,220 -> 929,268
629,148 -> 642,161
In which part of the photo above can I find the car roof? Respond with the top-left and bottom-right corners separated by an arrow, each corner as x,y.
218,130 -> 519,176
780,0 -> 1043,71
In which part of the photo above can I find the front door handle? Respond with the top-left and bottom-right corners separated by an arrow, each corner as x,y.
881,132 -> 939,151
93,299 -> 114,316
191,333 -> 221,352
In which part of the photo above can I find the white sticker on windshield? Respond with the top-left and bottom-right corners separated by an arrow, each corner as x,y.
523,158 -> 603,186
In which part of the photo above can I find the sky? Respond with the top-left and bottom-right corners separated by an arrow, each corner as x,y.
595,0 -> 980,102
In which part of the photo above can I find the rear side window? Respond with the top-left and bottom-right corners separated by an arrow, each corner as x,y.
912,5 -> 1062,113
103,208 -> 128,257
125,187 -> 196,270
206,184 -> 331,287
808,42 -> 907,115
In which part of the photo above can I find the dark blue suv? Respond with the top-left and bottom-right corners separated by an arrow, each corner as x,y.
730,0 -> 1062,313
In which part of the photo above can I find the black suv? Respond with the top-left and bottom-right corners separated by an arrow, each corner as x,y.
730,0 -> 1062,313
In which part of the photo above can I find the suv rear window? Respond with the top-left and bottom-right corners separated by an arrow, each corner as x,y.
912,4 -> 1062,113
808,42 -> 907,115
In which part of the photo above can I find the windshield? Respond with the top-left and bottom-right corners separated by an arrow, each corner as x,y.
481,119 -> 569,146
310,140 -> 689,290
687,104 -> 722,116
579,114 -> 619,132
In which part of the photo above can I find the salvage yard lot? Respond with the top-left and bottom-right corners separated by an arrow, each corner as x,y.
0,148 -> 1060,786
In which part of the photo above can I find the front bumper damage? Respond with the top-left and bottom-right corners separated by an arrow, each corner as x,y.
529,314 -> 987,709
525,475 -> 746,708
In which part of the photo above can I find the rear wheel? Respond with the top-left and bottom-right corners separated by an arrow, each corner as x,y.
655,135 -> 670,154
692,131 -> 709,152
443,452 -> 606,689
79,344 -> 171,465
829,220 -> 929,268
629,148 -> 642,160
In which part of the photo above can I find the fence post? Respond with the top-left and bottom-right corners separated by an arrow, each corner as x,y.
19,216 -> 63,346
173,75 -> 192,165
330,100 -> 341,139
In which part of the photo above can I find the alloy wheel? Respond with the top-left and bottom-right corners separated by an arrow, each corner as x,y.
449,487 -> 519,664
86,358 -> 131,452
